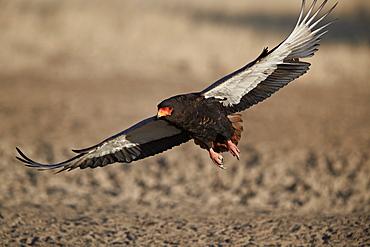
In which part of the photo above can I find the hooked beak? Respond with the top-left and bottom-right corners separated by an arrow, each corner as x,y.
157,106 -> 173,118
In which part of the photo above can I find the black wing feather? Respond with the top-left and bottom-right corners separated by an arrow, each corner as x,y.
227,61 -> 311,113
200,0 -> 337,113
16,117 -> 190,173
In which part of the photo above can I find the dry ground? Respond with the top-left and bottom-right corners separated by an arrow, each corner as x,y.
0,0 -> 369,246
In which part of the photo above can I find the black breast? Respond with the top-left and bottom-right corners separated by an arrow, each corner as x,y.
159,93 -> 234,147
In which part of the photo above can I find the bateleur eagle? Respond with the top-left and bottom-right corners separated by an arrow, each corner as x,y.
16,0 -> 337,173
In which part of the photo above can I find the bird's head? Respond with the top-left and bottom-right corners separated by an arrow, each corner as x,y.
157,95 -> 187,119
157,97 -> 176,119
157,94 -> 194,120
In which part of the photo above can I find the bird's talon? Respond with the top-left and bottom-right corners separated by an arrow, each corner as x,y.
227,140 -> 240,160
209,148 -> 226,169
218,164 -> 226,170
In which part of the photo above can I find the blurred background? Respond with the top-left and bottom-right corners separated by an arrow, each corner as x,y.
0,0 -> 369,215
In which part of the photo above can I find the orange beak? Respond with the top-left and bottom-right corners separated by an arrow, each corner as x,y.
157,106 -> 173,118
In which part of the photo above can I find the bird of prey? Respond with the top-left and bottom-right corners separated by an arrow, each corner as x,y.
16,0 -> 337,173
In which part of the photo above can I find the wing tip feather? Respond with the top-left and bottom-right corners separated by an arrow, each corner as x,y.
15,146 -> 80,173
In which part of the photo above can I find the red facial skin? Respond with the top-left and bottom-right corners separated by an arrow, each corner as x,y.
157,106 -> 173,118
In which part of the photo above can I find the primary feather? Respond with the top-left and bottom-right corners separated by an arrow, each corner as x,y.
201,0 -> 337,113
16,117 -> 190,173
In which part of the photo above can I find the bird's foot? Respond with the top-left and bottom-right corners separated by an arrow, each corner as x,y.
209,148 -> 226,169
227,140 -> 240,160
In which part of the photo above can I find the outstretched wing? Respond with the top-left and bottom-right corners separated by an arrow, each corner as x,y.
16,116 -> 190,173
200,0 -> 337,113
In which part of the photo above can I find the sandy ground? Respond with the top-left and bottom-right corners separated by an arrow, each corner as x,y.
1,203 -> 369,246
1,0 -> 370,246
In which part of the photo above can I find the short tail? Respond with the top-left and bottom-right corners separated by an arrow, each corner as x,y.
212,114 -> 244,153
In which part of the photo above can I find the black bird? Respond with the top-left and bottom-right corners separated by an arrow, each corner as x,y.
16,0 -> 337,173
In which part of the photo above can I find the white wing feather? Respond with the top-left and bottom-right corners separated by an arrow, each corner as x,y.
16,117 -> 190,172
202,0 -> 336,108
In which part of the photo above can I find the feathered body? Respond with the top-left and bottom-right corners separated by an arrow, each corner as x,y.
158,94 -> 238,149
